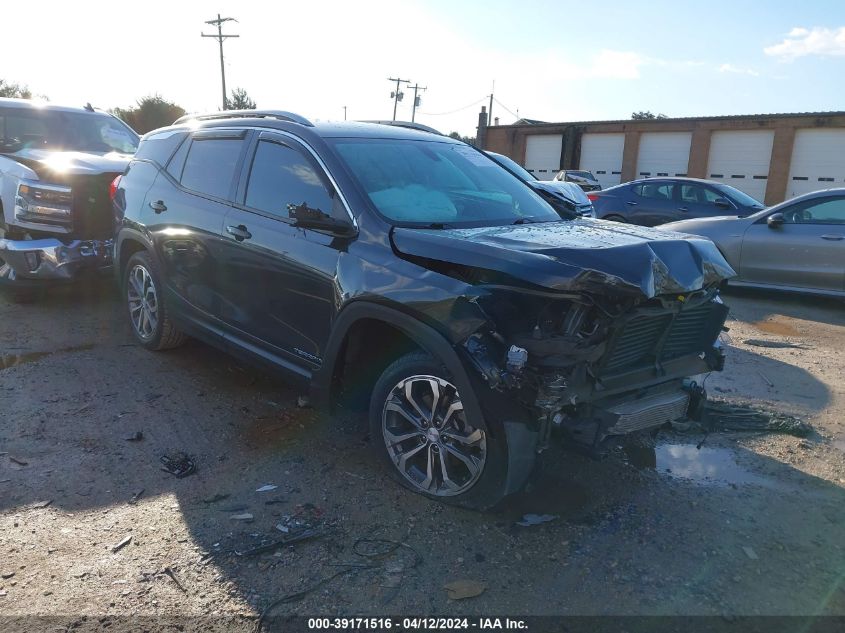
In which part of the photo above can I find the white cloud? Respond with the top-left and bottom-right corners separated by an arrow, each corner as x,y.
764,26 -> 845,60
718,63 -> 759,76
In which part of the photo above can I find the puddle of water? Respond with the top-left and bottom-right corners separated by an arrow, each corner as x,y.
752,318 -> 800,337
0,343 -> 96,370
626,443 -> 780,488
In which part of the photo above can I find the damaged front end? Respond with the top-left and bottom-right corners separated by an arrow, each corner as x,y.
462,286 -> 728,450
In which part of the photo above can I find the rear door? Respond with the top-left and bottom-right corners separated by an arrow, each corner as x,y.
147,128 -> 249,323
217,131 -> 354,370
628,181 -> 677,225
739,196 -> 845,291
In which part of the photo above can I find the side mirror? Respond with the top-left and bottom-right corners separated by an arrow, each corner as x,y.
767,212 -> 785,228
713,197 -> 732,210
288,202 -> 355,236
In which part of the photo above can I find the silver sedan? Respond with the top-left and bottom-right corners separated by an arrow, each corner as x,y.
662,189 -> 845,297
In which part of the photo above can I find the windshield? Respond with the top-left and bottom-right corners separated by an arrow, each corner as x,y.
566,170 -> 595,180
486,151 -> 537,182
0,108 -> 139,154
332,139 -> 560,227
717,184 -> 765,208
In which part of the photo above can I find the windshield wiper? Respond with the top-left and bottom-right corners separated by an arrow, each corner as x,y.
511,217 -> 540,225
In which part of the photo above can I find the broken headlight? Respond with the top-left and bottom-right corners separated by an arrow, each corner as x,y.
15,180 -> 73,227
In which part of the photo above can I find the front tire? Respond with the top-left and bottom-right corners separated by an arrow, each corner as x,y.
604,214 -> 627,223
123,251 -> 186,351
369,351 -> 510,509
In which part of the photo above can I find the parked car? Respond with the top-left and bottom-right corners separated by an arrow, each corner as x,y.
0,98 -> 139,298
553,170 -> 602,192
591,178 -> 765,226
485,151 -> 594,218
663,189 -> 845,297
114,110 -> 733,508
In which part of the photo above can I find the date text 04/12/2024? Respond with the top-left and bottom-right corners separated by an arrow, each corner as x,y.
307,618 -> 528,630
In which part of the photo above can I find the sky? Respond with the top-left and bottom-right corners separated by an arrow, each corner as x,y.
3,0 -> 845,135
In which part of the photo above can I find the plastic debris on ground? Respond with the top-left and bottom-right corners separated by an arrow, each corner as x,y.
443,579 -> 487,600
516,513 -> 558,527
671,400 -> 812,438
159,452 -> 196,478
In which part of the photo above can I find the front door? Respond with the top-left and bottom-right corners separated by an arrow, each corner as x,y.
739,196 -> 845,292
217,132 -> 353,368
629,181 -> 677,225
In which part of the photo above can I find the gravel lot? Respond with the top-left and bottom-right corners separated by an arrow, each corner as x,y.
1,279 -> 844,628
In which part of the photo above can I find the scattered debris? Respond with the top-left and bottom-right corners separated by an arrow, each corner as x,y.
706,401 -> 811,437
111,536 -> 132,553
256,484 -> 278,493
163,567 -> 187,593
744,339 -> 806,349
0,479 -> 10,484
128,489 -> 145,505
743,546 -> 759,560
160,452 -> 196,478
296,395 -> 311,408
275,503 -> 324,534
124,431 -> 144,442
202,493 -> 230,504
758,371 -> 774,388
1,571 -> 14,580
443,579 -> 487,600
516,513 -> 558,527
264,497 -> 286,506
235,527 -> 324,557
28,500 -> 52,509
221,504 -> 249,513
9,456 -> 28,466
230,513 -> 254,522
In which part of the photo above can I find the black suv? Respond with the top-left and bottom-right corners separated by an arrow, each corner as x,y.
114,110 -> 734,508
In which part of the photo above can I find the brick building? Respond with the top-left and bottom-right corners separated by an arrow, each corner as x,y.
480,111 -> 845,205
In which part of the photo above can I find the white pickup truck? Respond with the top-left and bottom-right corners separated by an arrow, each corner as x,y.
0,98 -> 138,297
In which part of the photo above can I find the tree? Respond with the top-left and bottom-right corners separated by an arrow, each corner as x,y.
632,111 -> 668,120
229,87 -> 256,110
111,96 -> 186,134
0,80 -> 33,99
448,131 -> 476,145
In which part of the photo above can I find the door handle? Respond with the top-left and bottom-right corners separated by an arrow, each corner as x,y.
626,201 -> 638,206
148,200 -> 167,213
226,224 -> 252,241
678,206 -> 689,212
821,234 -> 844,241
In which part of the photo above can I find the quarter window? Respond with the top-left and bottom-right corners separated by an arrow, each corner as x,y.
245,140 -> 335,220
180,137 -> 245,200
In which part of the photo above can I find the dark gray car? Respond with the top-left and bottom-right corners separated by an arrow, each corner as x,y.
592,178 -> 765,226
663,189 -> 845,297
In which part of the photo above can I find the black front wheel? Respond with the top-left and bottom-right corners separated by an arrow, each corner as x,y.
369,351 -> 511,509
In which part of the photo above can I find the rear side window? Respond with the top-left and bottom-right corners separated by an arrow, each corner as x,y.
245,140 -> 335,220
180,137 -> 245,199
634,182 -> 674,200
135,130 -> 186,167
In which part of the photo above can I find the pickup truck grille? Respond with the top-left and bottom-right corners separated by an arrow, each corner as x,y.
600,299 -> 727,376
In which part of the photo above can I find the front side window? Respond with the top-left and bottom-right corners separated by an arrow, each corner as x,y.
634,182 -> 674,200
783,198 -> 845,224
331,139 -> 560,227
245,140 -> 336,221
180,137 -> 245,200
680,185 -> 722,204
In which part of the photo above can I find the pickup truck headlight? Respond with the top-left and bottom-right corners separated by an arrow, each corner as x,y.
15,180 -> 73,226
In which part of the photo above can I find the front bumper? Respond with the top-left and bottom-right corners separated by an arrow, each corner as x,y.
0,238 -> 113,282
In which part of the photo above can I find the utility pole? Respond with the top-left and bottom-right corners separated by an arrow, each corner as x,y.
408,83 -> 427,122
202,14 -> 239,111
388,77 -> 411,121
488,80 -> 495,127
343,106 -> 347,120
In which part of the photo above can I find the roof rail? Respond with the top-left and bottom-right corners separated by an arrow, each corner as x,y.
173,109 -> 314,127
359,120 -> 443,136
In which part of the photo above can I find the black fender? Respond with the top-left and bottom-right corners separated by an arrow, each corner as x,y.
312,300 -> 537,496
114,227 -> 155,278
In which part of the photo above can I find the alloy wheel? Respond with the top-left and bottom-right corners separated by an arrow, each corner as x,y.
127,264 -> 159,340
381,375 -> 486,496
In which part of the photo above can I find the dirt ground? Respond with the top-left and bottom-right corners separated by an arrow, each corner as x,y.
1,279 -> 844,629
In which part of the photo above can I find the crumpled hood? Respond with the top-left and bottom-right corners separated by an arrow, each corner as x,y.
531,180 -> 591,206
4,148 -> 131,179
391,218 -> 736,298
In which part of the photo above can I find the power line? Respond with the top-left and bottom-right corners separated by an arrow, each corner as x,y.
493,97 -> 520,120
419,97 -> 487,116
202,14 -> 239,111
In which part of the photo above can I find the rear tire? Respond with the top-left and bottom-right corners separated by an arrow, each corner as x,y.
123,251 -> 186,351
604,214 -> 627,223
369,351 -> 510,510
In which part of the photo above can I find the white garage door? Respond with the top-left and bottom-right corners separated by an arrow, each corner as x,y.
524,135 -> 563,178
636,132 -> 691,179
786,128 -> 845,199
706,130 -> 774,203
579,133 -> 625,189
